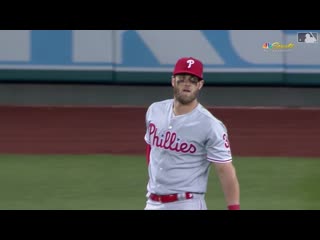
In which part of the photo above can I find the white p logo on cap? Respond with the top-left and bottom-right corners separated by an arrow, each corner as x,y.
187,59 -> 195,68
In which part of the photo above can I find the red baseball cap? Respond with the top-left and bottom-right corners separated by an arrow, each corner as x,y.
173,57 -> 203,80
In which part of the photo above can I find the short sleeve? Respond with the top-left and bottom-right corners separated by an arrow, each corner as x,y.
205,121 -> 232,163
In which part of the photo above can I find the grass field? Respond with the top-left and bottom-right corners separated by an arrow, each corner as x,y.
0,154 -> 319,210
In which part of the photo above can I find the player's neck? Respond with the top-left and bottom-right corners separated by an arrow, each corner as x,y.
173,99 -> 199,116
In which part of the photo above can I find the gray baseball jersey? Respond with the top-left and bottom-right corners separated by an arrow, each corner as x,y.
144,99 -> 232,195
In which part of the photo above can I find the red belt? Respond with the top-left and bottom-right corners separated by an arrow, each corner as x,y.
149,192 -> 194,203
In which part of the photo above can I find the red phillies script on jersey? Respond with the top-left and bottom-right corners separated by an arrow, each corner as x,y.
149,123 -> 196,153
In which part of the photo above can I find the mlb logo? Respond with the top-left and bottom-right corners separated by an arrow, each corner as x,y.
297,32 -> 318,43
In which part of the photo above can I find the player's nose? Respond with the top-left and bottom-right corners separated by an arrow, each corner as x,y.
183,79 -> 193,85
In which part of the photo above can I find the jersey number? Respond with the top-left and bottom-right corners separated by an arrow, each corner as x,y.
223,133 -> 230,148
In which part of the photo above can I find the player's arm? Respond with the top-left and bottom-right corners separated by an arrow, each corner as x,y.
206,121 -> 240,209
146,144 -> 151,165
213,161 -> 240,209
144,104 -> 153,166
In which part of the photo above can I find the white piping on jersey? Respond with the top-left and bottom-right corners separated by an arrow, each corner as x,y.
207,157 -> 232,163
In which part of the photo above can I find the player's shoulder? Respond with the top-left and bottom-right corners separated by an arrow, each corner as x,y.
147,99 -> 173,110
197,104 -> 228,129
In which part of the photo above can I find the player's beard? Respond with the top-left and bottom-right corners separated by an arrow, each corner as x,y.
173,87 -> 199,105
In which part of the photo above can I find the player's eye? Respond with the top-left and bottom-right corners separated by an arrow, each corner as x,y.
175,75 -> 199,84
189,77 -> 199,84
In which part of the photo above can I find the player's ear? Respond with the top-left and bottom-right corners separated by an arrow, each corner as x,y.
171,76 -> 175,87
198,79 -> 204,90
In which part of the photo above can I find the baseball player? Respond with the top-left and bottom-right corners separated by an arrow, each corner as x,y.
144,57 -> 240,210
